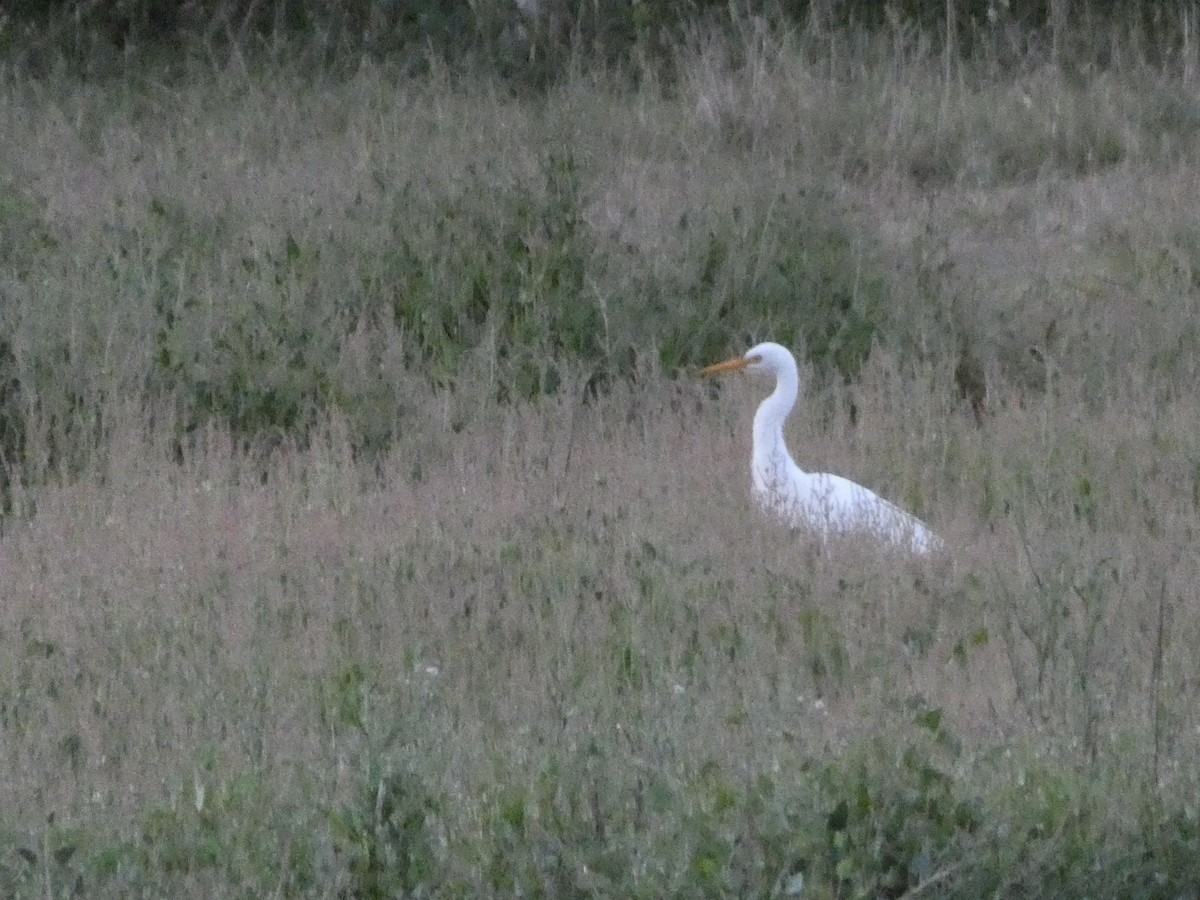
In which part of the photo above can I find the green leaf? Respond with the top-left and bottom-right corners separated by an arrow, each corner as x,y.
914,707 -> 944,733
694,856 -> 719,880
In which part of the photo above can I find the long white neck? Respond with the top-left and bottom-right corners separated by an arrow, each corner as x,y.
751,362 -> 804,493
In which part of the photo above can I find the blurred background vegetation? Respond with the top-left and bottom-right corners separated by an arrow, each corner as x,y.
3,0 -> 1200,489
3,0 -> 1192,80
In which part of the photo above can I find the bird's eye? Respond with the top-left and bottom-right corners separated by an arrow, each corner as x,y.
749,355 -> 763,363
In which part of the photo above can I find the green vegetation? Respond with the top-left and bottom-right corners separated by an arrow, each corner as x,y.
3,3 -> 1200,896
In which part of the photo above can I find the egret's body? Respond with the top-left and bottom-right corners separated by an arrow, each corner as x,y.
700,342 -> 940,555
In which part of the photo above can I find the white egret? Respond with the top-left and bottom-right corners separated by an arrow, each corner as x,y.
700,342 -> 940,555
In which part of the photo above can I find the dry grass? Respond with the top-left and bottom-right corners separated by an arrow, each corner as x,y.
3,369 -> 1198,892
2,22 -> 1200,896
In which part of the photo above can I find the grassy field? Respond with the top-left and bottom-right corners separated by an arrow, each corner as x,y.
3,19 -> 1200,897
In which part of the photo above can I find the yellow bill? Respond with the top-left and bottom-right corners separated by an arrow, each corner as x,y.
698,356 -> 753,376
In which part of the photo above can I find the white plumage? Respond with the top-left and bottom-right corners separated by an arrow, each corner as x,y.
700,342 -> 940,555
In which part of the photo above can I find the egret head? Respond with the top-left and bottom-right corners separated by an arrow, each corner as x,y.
699,342 -> 795,379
